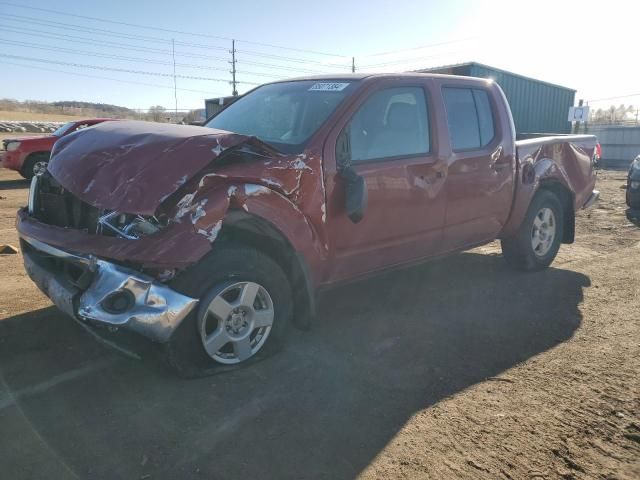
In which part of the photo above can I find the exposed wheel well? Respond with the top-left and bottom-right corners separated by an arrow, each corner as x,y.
538,181 -> 574,243
219,210 -> 315,329
25,151 -> 51,162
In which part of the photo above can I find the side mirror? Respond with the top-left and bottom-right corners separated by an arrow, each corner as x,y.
340,165 -> 368,223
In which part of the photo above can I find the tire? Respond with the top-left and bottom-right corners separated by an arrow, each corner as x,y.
20,153 -> 49,180
164,245 -> 292,378
501,190 -> 564,271
627,189 -> 640,209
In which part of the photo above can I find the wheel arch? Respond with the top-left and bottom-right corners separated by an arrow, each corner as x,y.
220,209 -> 316,329
501,156 -> 577,241
537,179 -> 575,244
21,151 -> 51,173
24,150 -> 51,162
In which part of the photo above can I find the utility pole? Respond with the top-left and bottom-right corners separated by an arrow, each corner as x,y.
172,39 -> 178,122
230,39 -> 238,96
351,57 -> 355,73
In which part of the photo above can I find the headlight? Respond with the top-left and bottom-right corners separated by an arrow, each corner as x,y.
631,158 -> 640,171
630,181 -> 640,190
97,211 -> 167,239
6,141 -> 21,152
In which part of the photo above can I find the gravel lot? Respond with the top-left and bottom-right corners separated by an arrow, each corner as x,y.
0,167 -> 638,479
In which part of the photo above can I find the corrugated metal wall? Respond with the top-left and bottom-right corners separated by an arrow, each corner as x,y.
422,63 -> 575,134
581,125 -> 640,168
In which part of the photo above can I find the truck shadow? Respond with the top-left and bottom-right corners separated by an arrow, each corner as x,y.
0,252 -> 589,480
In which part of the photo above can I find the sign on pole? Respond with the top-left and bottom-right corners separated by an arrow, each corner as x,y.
568,106 -> 590,122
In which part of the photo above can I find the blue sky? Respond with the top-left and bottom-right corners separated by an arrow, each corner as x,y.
0,0 -> 636,112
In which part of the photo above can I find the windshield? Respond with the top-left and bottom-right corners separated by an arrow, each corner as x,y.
52,122 -> 75,137
205,80 -> 356,153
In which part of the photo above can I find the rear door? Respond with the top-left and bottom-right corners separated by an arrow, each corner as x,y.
322,79 -> 447,282
439,84 -> 515,250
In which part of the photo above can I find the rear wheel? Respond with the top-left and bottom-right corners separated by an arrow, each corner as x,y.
501,190 -> 564,271
20,153 -> 49,180
627,186 -> 640,209
164,245 -> 292,377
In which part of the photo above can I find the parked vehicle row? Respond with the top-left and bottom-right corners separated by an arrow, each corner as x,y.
17,73 -> 599,376
0,118 -> 115,179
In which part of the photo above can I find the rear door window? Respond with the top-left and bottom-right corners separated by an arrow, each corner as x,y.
442,87 -> 495,151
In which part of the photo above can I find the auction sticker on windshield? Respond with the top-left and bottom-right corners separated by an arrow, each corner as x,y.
308,82 -> 350,92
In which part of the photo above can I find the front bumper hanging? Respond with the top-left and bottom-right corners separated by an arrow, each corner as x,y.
21,234 -> 198,343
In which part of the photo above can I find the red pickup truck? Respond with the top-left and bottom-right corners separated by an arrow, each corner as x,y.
17,74 -> 598,376
1,118 -> 114,179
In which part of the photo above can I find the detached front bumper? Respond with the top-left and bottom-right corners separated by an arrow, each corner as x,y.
21,235 -> 198,343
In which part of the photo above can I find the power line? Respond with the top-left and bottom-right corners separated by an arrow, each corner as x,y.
236,49 -> 350,69
0,38 -> 234,72
234,58 -> 330,75
0,24 -> 345,76
358,50 -> 462,69
2,17 -> 350,70
0,1 -> 350,58
0,53 -> 260,84
2,14 -> 229,51
360,36 -> 477,58
0,24 -> 230,62
587,93 -> 640,103
0,60 -> 227,96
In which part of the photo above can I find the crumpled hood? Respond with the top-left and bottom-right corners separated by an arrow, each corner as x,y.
47,120 -> 275,215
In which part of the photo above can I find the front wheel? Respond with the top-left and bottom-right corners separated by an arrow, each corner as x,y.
164,245 -> 292,377
20,153 -> 49,180
501,190 -> 564,271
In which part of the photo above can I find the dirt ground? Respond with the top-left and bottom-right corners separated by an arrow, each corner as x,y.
0,168 -> 638,479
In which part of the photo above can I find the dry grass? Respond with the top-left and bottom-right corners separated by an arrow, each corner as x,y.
0,110 -> 89,122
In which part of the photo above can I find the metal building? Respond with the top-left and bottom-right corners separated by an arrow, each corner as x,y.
204,96 -> 238,119
418,62 -> 576,134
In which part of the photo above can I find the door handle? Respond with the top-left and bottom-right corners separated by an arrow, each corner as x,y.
418,171 -> 444,181
490,146 -> 508,171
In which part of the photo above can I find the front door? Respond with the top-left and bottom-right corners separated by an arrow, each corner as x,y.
323,81 -> 447,283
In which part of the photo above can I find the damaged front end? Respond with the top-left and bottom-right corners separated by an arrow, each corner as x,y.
21,169 -> 201,344
16,120 -> 321,346
21,234 -> 197,343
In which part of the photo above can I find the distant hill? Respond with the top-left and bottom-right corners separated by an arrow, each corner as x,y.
0,98 -> 205,124
49,101 -> 137,118
0,98 -> 139,119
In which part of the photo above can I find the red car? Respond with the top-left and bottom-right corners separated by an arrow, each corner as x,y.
1,118 -> 115,179
18,74 -> 599,376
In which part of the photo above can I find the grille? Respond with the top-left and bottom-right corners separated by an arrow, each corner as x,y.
32,173 -> 101,233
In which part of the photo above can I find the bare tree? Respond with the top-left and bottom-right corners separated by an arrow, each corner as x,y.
148,105 -> 167,122
590,104 -> 635,124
